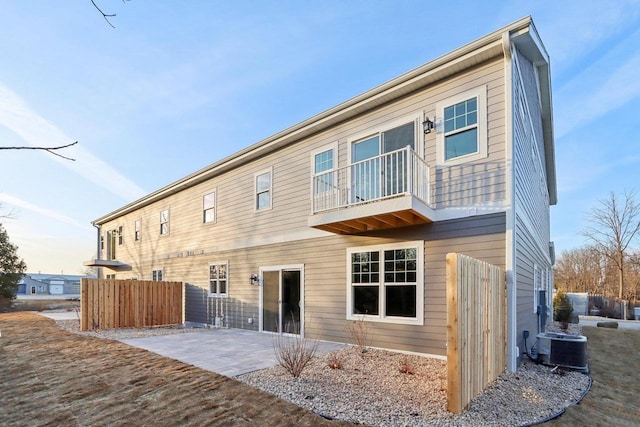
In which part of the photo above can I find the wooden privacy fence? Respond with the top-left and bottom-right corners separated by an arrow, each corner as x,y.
446,253 -> 506,414
80,279 -> 183,331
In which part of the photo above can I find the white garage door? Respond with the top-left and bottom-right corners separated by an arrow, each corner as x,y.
50,284 -> 64,294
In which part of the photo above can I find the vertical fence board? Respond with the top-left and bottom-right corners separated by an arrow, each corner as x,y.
79,279 -> 182,331
446,253 -> 506,413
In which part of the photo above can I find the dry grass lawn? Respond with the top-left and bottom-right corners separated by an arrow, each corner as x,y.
547,326 -> 640,426
0,312 -> 352,427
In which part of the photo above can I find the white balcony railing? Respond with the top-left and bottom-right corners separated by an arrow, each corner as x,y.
312,146 -> 430,213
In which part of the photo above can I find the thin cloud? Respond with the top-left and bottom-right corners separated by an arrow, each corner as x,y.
0,193 -> 88,230
554,28 -> 640,139
0,83 -> 147,202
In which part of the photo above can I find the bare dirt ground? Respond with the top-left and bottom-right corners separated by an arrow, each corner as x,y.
0,298 -> 79,313
0,312 -> 352,427
547,326 -> 640,426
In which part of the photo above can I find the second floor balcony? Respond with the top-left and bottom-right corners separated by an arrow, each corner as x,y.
309,146 -> 435,234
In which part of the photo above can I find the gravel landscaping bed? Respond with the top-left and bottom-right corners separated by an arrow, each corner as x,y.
237,348 -> 589,427
55,317 -> 591,426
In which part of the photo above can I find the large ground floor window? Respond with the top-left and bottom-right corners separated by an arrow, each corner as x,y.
346,241 -> 424,325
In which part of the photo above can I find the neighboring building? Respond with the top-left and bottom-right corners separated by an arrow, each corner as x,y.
18,273 -> 90,295
86,17 -> 556,371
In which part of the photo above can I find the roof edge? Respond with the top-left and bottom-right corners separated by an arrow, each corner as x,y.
94,17 -> 537,225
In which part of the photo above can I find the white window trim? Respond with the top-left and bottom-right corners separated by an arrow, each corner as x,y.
533,264 -> 543,314
208,260 -> 229,298
436,85 -> 488,167
152,269 -> 164,282
310,142 -> 338,213
160,208 -> 170,235
203,189 -> 217,224
346,114 -> 423,166
254,166 -> 273,212
134,219 -> 141,242
346,241 -> 424,325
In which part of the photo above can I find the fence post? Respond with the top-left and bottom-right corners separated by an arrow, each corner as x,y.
446,253 -> 461,413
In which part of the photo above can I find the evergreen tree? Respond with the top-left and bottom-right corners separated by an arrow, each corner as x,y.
0,223 -> 27,300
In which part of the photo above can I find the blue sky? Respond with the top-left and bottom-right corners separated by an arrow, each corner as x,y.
1,1 -> 640,274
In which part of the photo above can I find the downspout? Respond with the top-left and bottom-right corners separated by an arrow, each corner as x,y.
92,223 -> 101,279
502,30 -> 518,373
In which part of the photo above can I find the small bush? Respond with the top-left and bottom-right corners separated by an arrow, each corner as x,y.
398,355 -> 416,375
272,322 -> 318,378
347,318 -> 370,354
327,353 -> 343,370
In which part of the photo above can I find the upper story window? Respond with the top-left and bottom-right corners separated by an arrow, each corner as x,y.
346,241 -> 424,325
203,191 -> 216,224
118,226 -> 123,245
160,209 -> 170,235
108,229 -> 117,260
255,167 -> 272,211
312,145 -> 337,207
134,219 -> 141,241
436,86 -> 487,166
444,98 -> 477,160
209,261 -> 228,297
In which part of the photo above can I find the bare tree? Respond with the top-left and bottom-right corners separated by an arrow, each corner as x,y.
582,190 -> 640,299
0,141 -> 78,161
92,0 -> 131,28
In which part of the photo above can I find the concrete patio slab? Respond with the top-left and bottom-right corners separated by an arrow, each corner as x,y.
36,311 -> 79,321
119,328 -> 349,377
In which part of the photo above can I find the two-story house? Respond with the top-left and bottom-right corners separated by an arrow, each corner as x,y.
86,16 -> 556,372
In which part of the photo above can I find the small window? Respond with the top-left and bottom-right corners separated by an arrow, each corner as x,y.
152,269 -> 163,281
100,235 -> 104,250
255,168 -> 272,211
118,226 -> 123,245
436,86 -> 487,166
106,274 -> 116,280
160,209 -> 169,235
209,262 -> 228,297
134,219 -> 141,241
203,192 -> 216,224
444,98 -> 477,160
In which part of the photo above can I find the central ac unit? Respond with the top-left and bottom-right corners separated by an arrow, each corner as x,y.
536,332 -> 588,372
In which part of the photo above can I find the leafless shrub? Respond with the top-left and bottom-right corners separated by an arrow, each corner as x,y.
347,317 -> 370,353
398,355 -> 416,375
327,352 -> 343,370
272,322 -> 318,378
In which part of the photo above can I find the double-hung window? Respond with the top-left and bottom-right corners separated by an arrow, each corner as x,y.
152,269 -> 163,281
255,168 -> 272,211
347,241 -> 424,325
312,145 -> 337,211
134,219 -> 141,241
203,191 -> 216,224
118,226 -> 123,245
160,209 -> 169,235
436,86 -> 487,166
209,262 -> 228,297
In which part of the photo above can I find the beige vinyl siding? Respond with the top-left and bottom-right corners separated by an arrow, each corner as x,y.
101,213 -> 504,356
99,57 -> 509,274
430,57 -> 507,208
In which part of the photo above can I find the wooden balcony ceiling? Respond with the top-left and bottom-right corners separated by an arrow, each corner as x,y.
313,209 -> 432,234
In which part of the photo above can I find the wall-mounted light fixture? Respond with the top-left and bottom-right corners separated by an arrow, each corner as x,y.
250,274 -> 260,285
422,115 -> 434,134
